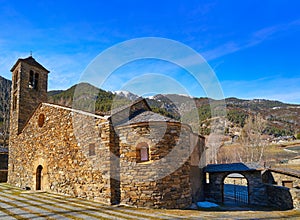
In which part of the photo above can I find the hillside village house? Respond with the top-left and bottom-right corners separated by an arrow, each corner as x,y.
8,56 -> 206,208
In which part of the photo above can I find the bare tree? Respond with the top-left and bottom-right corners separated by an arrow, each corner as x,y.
238,113 -> 267,163
0,77 -> 11,147
206,133 -> 224,164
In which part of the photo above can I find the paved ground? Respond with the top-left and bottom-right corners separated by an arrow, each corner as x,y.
0,183 -> 300,219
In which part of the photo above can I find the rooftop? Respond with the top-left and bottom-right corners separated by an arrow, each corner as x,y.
118,110 -> 178,126
204,163 -> 261,173
11,56 -> 50,73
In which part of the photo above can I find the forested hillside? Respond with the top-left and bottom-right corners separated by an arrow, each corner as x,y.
0,76 -> 11,147
47,83 -> 300,137
1,78 -> 299,145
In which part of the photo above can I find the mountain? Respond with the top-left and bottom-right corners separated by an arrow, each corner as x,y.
47,83 -> 132,114
0,76 -> 11,121
47,86 -> 300,137
114,91 -> 140,101
0,77 -> 299,139
145,94 -> 300,137
0,76 -> 11,146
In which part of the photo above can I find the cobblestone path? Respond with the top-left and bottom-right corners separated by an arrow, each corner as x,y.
0,183 -> 182,220
0,183 -> 299,219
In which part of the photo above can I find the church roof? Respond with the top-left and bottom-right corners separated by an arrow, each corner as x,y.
11,56 -> 50,73
204,163 -> 260,173
109,98 -> 150,115
117,110 -> 178,126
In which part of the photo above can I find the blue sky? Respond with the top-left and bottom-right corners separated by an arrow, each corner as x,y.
0,0 -> 300,103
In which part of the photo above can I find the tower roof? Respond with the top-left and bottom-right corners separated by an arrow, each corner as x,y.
11,56 -> 50,73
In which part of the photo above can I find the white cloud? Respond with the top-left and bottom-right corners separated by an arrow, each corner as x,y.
202,19 -> 300,61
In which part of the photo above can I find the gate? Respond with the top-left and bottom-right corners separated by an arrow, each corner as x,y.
223,173 -> 249,205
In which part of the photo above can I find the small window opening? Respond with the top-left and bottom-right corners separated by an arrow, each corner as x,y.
36,165 -> 43,190
89,143 -> 96,156
14,71 -> 18,90
282,180 -> 293,188
136,142 -> 149,162
34,73 -> 39,90
29,70 -> 34,88
12,93 -> 17,111
29,71 -> 39,90
206,172 -> 210,184
38,114 -> 45,127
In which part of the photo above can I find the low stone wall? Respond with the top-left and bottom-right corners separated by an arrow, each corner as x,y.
262,170 -> 300,188
290,188 -> 300,209
266,184 -> 293,210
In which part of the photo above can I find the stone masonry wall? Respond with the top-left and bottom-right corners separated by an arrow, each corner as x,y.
290,188 -> 300,209
262,170 -> 300,188
8,103 -> 114,204
10,61 -> 48,134
116,122 -> 194,209
266,184 -> 294,210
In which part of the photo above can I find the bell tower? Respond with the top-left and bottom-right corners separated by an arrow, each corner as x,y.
10,56 -> 50,135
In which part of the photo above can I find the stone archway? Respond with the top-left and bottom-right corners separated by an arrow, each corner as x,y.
222,173 -> 249,205
36,165 -> 43,190
33,157 -> 49,191
205,163 -> 268,207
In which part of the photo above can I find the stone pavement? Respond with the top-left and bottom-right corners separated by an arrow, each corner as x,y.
0,183 -> 179,220
0,183 -> 300,219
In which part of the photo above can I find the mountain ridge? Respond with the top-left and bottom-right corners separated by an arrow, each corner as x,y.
0,77 -> 299,138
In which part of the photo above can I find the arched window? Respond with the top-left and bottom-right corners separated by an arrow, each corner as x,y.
136,142 -> 149,162
14,70 -> 18,90
12,92 -> 17,111
29,70 -> 34,88
38,114 -> 45,127
29,71 -> 38,90
34,73 -> 39,90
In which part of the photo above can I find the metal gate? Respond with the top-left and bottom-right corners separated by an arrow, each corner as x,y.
223,182 -> 249,204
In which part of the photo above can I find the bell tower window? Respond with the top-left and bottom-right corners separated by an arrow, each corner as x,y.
34,73 -> 39,90
12,92 -> 17,111
29,70 -> 34,88
29,70 -> 39,90
14,70 -> 18,90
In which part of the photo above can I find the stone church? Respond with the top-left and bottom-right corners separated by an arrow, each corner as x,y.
8,56 -> 205,209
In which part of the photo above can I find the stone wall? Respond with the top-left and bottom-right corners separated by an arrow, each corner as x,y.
290,188 -> 300,209
262,169 -> 300,188
8,102 -> 204,208
265,184 -> 294,210
8,103 -> 115,204
116,122 -> 202,209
